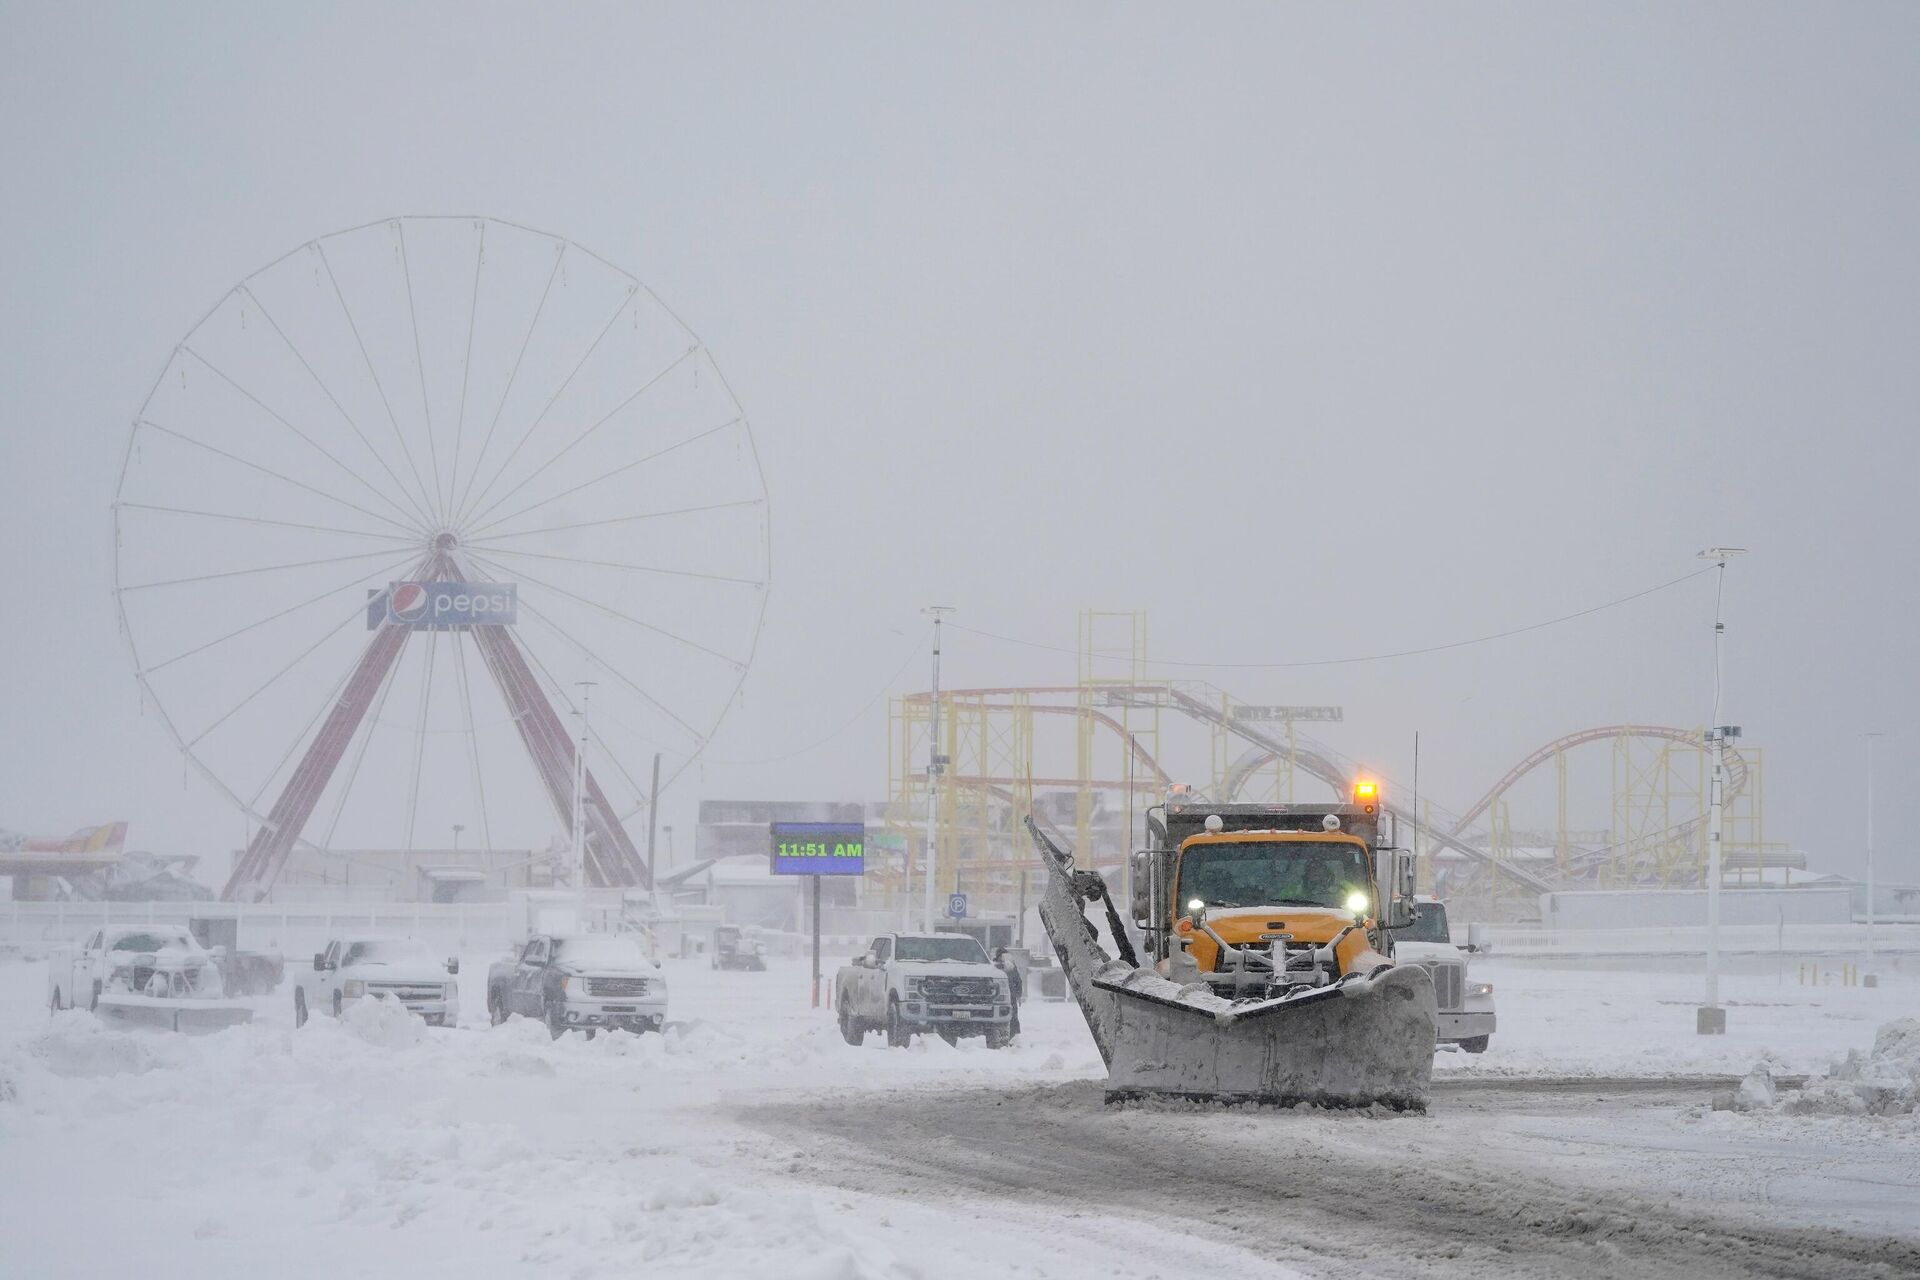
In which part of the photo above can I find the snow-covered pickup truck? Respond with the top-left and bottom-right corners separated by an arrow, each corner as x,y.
487,933 -> 667,1038
295,936 -> 460,1027
1392,896 -> 1496,1053
47,925 -> 252,1031
834,932 -> 1013,1049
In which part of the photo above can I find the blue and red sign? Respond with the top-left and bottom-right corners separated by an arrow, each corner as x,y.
367,582 -> 518,629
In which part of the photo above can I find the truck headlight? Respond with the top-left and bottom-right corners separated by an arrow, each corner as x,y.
343,980 -> 365,998
905,977 -> 923,996
1344,891 -> 1369,916
1470,982 -> 1493,997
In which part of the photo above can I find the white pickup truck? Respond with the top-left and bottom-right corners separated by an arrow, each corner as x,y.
834,931 -> 1013,1049
294,936 -> 460,1027
1391,896 -> 1496,1053
47,925 -> 252,1031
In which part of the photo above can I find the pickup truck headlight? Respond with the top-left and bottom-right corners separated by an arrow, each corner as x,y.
343,980 -> 365,998
1469,982 -> 1493,998
904,977 -> 924,996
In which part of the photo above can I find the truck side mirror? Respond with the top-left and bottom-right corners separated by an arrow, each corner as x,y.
1128,851 -> 1152,925
1467,922 -> 1491,955
313,952 -> 327,972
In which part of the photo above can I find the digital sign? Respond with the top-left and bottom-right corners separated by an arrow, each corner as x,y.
769,821 -> 866,876
367,581 -> 518,629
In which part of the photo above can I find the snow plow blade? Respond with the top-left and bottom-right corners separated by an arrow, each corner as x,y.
96,994 -> 253,1034
1027,817 -> 1435,1109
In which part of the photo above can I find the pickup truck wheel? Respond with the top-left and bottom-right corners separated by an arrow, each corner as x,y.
938,1030 -> 959,1047
886,998 -> 910,1049
837,998 -> 865,1046
294,989 -> 308,1027
1459,1035 -> 1490,1054
488,988 -> 508,1025
48,987 -> 61,1015
545,998 -> 566,1040
332,992 -> 342,1018
89,981 -> 101,1012
986,1027 -> 1012,1050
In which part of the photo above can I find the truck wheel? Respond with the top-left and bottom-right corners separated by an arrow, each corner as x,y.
886,999 -> 910,1049
545,998 -> 566,1040
48,987 -> 61,1015
488,988 -> 508,1025
1460,1036 -> 1490,1054
986,1027 -> 1012,1050
294,989 -> 308,1027
332,992 -> 342,1018
838,1000 -> 865,1046
938,1030 -> 959,1047
89,981 -> 101,1012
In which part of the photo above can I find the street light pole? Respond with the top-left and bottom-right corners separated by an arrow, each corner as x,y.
1697,548 -> 1745,1035
922,606 -> 954,932
1865,731 -> 1884,986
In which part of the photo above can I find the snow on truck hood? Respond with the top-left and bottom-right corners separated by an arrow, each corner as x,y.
340,960 -> 451,982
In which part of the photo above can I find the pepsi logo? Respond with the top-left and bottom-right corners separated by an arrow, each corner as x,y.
389,583 -> 429,622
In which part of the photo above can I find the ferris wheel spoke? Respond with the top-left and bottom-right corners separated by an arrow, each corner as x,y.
465,550 -> 747,671
452,241 -> 566,524
241,284 -> 438,531
455,286 -> 638,529
118,545 -> 415,596
462,496 -> 763,546
316,240 -> 442,525
114,501 -> 420,544
459,344 -> 698,532
443,222 -> 486,524
180,344 -> 431,535
403,626 -> 440,853
396,223 -> 447,525
139,550 -> 419,677
184,586 -> 395,751
477,544 -> 766,588
319,627 -> 409,850
452,629 -> 495,855
465,416 -> 741,540
134,419 -> 424,538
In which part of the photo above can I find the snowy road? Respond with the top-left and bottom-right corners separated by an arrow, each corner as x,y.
743,1076 -> 1920,1280
3,948 -> 1915,1278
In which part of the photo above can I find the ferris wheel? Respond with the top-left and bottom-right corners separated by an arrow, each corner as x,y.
112,217 -> 770,899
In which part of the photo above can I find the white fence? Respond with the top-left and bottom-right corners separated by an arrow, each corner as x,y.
0,900 -> 522,958
1479,921 -> 1920,957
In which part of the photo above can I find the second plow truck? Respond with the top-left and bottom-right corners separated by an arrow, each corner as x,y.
1026,785 -> 1436,1108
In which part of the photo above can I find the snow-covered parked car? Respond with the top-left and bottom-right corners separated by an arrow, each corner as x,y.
834,932 -> 1013,1048
487,933 -> 667,1037
295,936 -> 460,1027
1392,896 -> 1496,1053
47,925 -> 252,1031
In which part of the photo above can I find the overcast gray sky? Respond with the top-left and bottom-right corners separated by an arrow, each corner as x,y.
2,4 -> 1914,883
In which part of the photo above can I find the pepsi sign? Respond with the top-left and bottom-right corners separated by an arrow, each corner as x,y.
367,582 -> 518,629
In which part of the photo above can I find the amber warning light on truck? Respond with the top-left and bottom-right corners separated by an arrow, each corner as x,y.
769,822 -> 866,876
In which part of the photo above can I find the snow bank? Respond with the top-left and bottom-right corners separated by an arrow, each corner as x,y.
26,1010 -> 163,1078
1723,1018 -> 1920,1116
336,992 -> 427,1048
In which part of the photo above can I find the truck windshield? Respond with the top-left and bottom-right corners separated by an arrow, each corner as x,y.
896,937 -> 988,964
1178,840 -> 1370,910
553,937 -> 646,968
1399,902 -> 1452,944
343,939 -> 435,966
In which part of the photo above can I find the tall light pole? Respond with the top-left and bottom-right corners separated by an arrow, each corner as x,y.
1697,548 -> 1745,1035
1865,731 -> 1884,986
572,680 -> 597,927
922,606 -> 954,932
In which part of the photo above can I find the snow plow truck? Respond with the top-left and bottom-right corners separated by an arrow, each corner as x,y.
1026,784 -> 1436,1108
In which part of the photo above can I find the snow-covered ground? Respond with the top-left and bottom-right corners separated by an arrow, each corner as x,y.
1,947 -> 1914,1278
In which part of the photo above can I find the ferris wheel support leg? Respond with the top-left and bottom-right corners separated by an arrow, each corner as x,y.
221,624 -> 410,901
466,622 -> 651,890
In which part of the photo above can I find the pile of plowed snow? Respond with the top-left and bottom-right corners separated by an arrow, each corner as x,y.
1727,1018 -> 1920,1116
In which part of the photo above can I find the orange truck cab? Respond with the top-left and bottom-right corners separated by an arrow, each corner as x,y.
1129,791 -> 1415,1000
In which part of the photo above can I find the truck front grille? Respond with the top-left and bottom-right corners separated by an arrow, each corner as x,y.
1424,963 -> 1463,1011
369,983 -> 445,1002
587,977 -> 650,998
921,976 -> 996,1001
